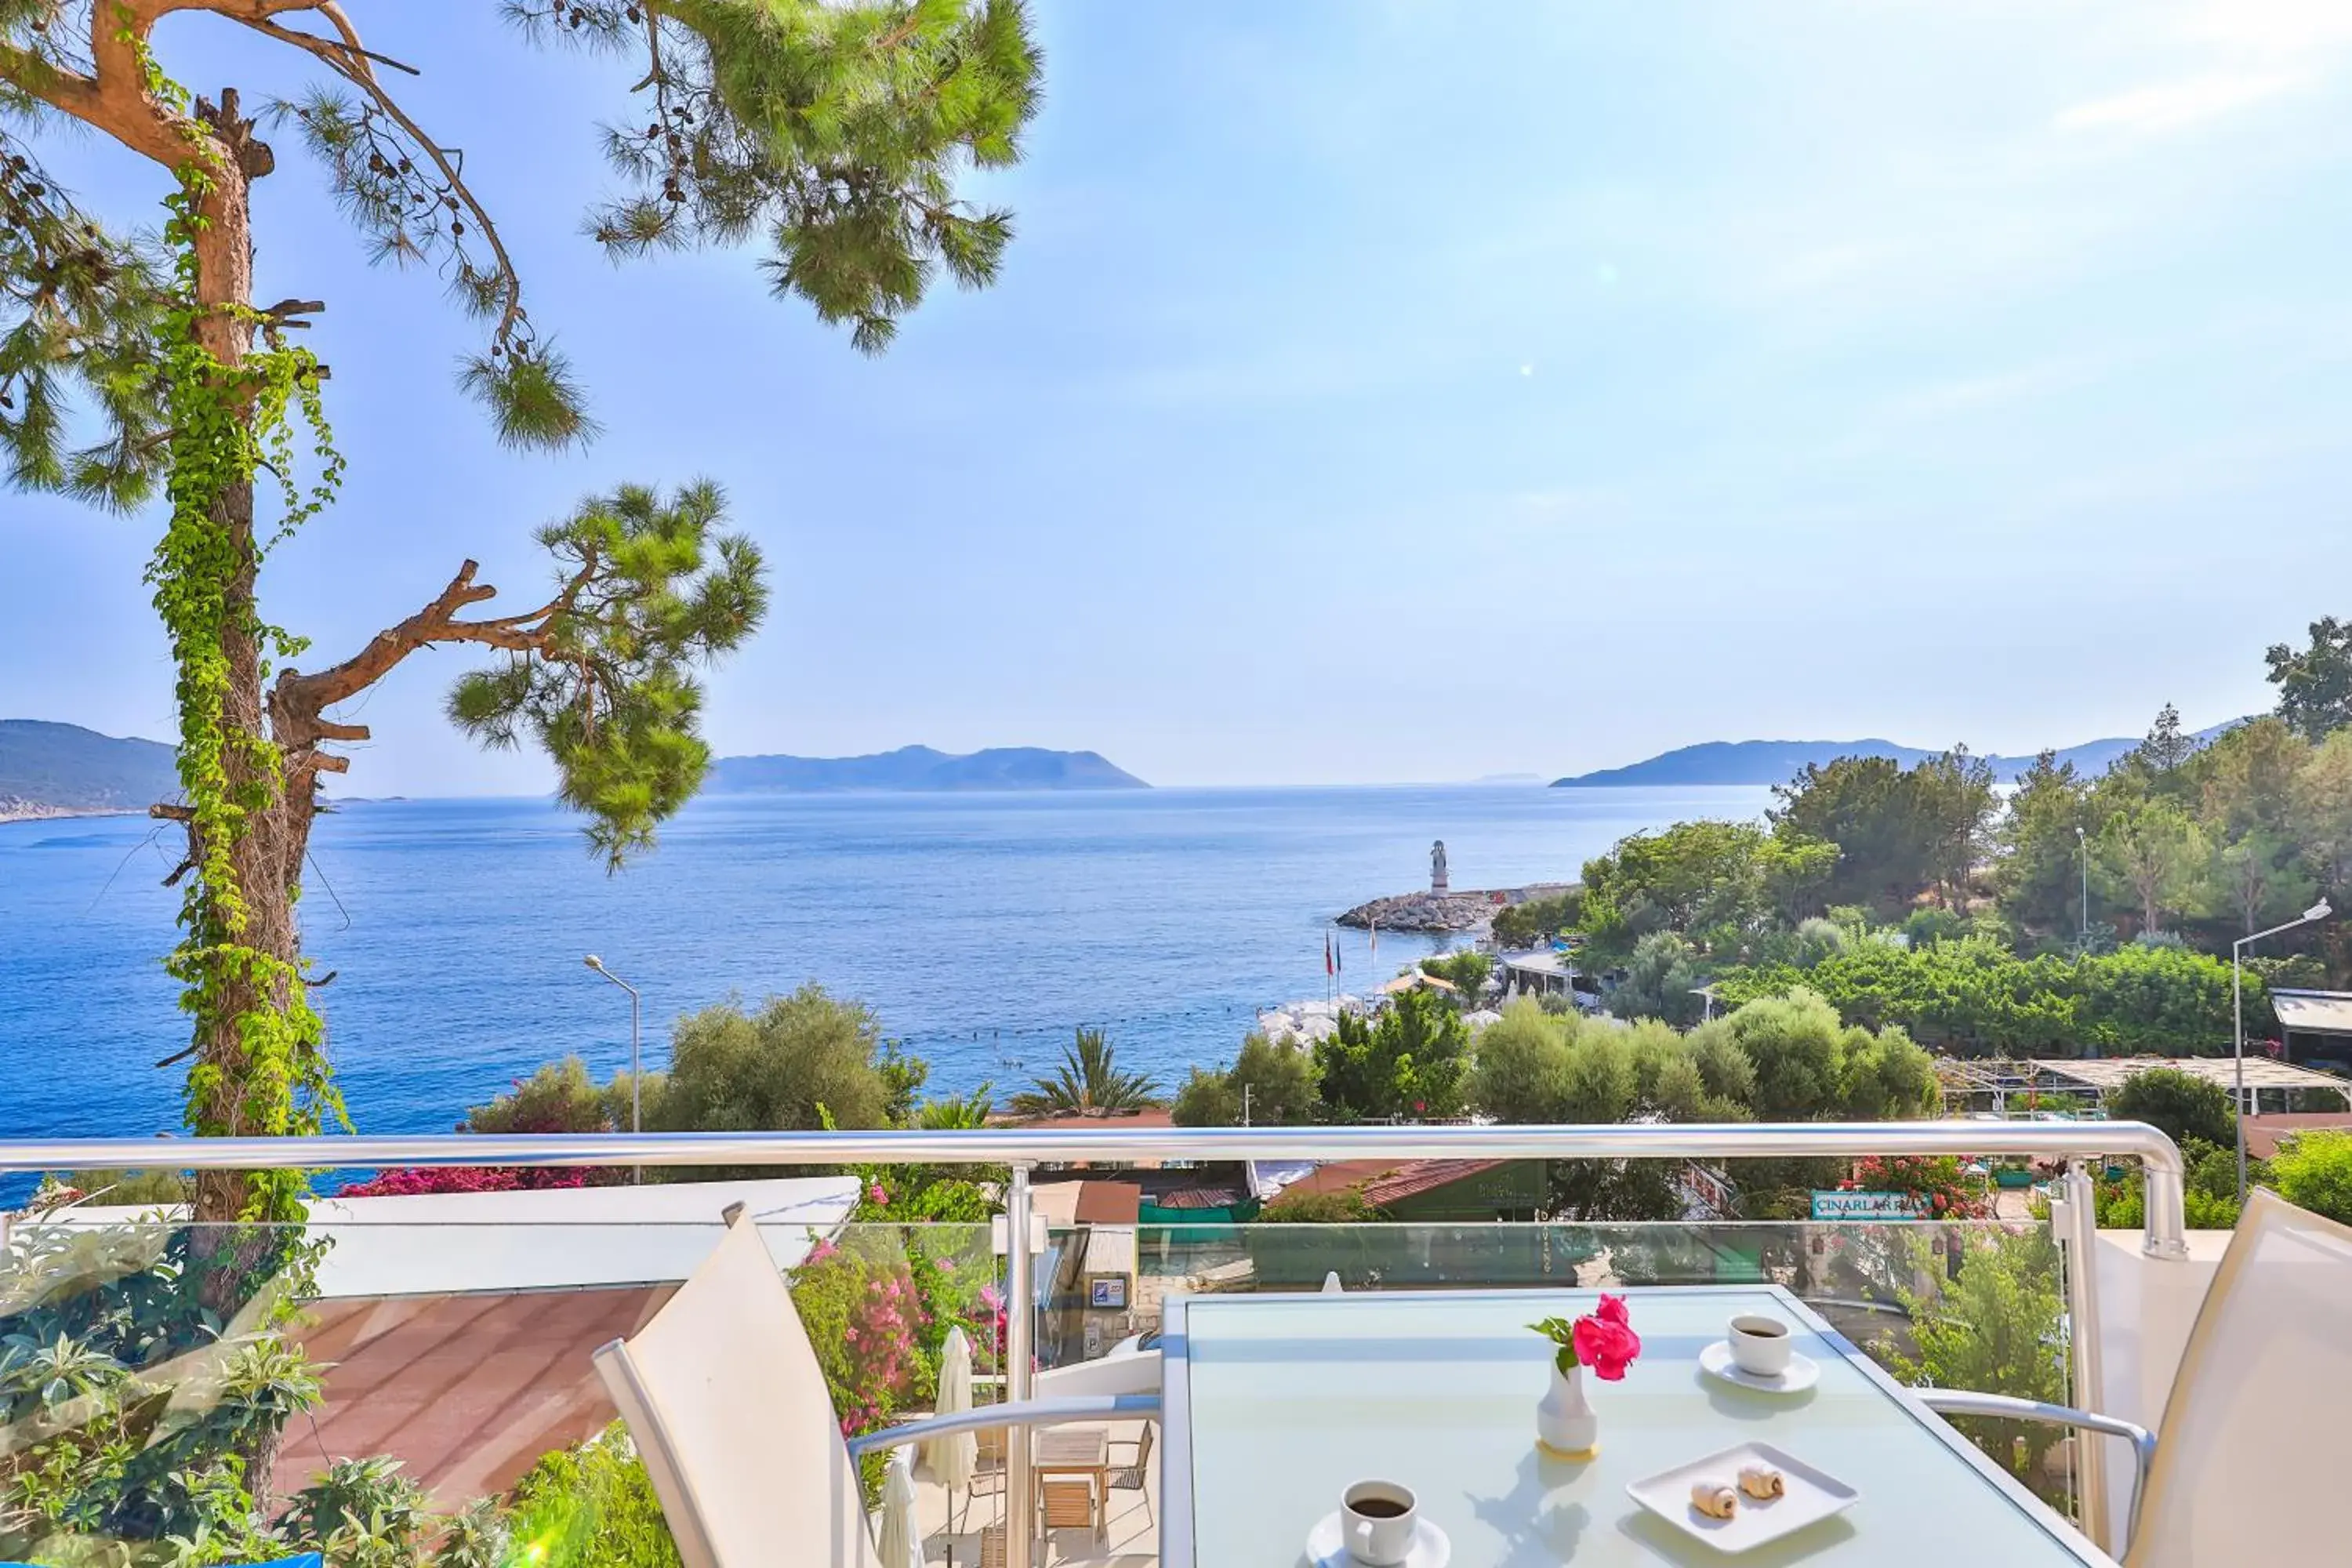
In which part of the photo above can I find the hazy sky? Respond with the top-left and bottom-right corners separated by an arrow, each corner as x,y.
6,0 -> 2350,789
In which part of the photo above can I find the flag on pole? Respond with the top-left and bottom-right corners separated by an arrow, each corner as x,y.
1335,937 -> 1343,978
1370,916 -> 1378,966
1324,931 -> 1334,978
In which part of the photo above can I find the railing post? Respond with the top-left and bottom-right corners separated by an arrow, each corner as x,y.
1006,1161 -> 1035,1568
2061,1159 -> 2113,1554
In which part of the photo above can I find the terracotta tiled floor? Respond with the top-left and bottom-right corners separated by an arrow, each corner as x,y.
278,1287 -> 672,1507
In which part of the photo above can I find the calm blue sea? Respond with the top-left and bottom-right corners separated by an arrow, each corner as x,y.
0,785 -> 1769,1139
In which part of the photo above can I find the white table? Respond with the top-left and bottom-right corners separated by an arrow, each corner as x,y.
1160,1286 -> 2111,1566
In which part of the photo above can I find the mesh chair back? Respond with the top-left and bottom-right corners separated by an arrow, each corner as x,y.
593,1210 -> 879,1568
2127,1187 -> 2352,1567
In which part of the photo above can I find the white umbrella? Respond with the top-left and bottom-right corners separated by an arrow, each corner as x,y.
1321,1270 -> 1345,1294
924,1324 -> 978,1491
876,1448 -> 923,1568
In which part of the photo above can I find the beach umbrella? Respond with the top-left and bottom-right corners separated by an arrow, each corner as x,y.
924,1324 -> 978,1490
877,1448 -> 923,1568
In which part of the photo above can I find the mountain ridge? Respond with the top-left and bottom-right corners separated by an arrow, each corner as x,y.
0,720 -> 180,818
705,744 -> 1148,793
1552,724 -> 2243,789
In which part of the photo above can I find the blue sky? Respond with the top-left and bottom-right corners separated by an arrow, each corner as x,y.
6,0 -> 2351,789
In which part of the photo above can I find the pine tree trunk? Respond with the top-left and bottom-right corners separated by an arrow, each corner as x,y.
181,98 -> 318,1229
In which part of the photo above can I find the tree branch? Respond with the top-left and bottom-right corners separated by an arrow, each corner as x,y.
232,5 -> 528,343
268,555 -> 591,776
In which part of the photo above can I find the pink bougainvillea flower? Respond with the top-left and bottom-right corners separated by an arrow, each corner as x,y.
1571,1299 -> 1642,1381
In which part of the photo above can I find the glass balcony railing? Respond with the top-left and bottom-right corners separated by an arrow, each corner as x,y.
0,1207 -> 2079,1564
0,1120 -> 2181,1566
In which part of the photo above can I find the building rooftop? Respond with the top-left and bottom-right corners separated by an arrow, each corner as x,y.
2027,1055 -> 2352,1104
2271,989 -> 2352,1037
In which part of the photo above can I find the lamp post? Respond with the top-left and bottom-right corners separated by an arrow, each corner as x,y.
585,955 -> 643,1181
2234,900 -> 2332,1206
2075,825 -> 2089,951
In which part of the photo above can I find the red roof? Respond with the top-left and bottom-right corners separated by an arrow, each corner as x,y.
2245,1114 -> 2352,1161
1073,1180 -> 1142,1225
1002,1107 -> 1175,1130
1151,1187 -> 1241,1210
1279,1158 -> 1509,1207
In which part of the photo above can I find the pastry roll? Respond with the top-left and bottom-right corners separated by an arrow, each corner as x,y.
1738,1464 -> 1784,1501
1690,1479 -> 1738,1519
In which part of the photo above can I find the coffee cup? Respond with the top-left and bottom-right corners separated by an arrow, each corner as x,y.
1341,1479 -> 1418,1566
1727,1313 -> 1792,1377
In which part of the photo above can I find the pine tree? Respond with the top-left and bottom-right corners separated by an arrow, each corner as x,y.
1,0 -> 1043,1220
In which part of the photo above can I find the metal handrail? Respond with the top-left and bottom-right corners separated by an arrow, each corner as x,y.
843,1394 -> 1161,1457
0,1119 -> 2189,1258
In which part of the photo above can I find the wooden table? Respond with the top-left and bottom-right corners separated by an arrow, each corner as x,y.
1033,1423 -> 1111,1534
1160,1285 -> 2114,1566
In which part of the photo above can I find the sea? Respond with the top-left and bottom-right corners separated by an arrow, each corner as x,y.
0,785 -> 1770,1140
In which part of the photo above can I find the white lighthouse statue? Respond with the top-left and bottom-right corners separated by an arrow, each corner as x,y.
1430,839 -> 1450,895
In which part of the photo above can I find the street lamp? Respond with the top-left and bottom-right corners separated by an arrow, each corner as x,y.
585,956 -> 643,1181
2234,900 -> 2332,1206
2074,825 -> 2089,950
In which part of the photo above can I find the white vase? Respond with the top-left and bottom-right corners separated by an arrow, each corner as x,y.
1535,1359 -> 1599,1457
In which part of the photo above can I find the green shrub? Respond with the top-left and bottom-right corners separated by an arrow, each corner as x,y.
2271,1131 -> 2352,1224
1258,1188 -> 1376,1223
36,1170 -> 194,1208
2106,1067 -> 2235,1151
463,1057 -> 619,1134
504,1422 -> 682,1568
1878,1226 -> 2070,1506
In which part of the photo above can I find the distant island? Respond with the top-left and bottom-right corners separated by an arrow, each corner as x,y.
706,745 -> 1148,793
0,720 -> 178,821
1551,724 -> 2241,789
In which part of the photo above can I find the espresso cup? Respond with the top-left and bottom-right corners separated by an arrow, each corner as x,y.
1728,1312 -> 1792,1377
1341,1479 -> 1418,1566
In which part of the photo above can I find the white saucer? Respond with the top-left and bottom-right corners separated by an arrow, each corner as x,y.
1305,1511 -> 1450,1568
1700,1340 -> 1820,1393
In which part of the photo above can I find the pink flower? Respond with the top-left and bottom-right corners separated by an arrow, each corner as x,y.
869,1183 -> 890,1207
1572,1300 -> 1642,1381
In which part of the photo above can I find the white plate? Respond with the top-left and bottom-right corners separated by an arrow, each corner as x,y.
1304,1510 -> 1450,1568
1700,1340 -> 1822,1394
1627,1441 -> 1858,1556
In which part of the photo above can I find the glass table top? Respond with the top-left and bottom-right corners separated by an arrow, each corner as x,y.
1167,1286 -> 2103,1567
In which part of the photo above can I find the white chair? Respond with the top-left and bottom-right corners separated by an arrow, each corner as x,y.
593,1203 -> 880,1568
1918,1188 -> 2352,1566
594,1204 -> 1158,1568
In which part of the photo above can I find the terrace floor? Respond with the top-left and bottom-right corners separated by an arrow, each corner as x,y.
891,1417 -> 1160,1566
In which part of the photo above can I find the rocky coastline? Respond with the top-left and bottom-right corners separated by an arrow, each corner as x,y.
1334,882 -> 1573,935
0,798 -> 133,825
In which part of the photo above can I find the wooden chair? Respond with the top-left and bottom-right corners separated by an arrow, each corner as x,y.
1106,1420 -> 1155,1526
1040,1477 -> 1098,1534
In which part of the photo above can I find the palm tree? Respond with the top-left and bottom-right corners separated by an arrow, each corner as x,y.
1010,1029 -> 1161,1116
916,1087 -> 996,1130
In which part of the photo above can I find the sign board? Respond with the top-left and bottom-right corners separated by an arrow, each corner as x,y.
1678,1161 -> 1738,1221
1088,1275 -> 1128,1309
1809,1190 -> 1930,1221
